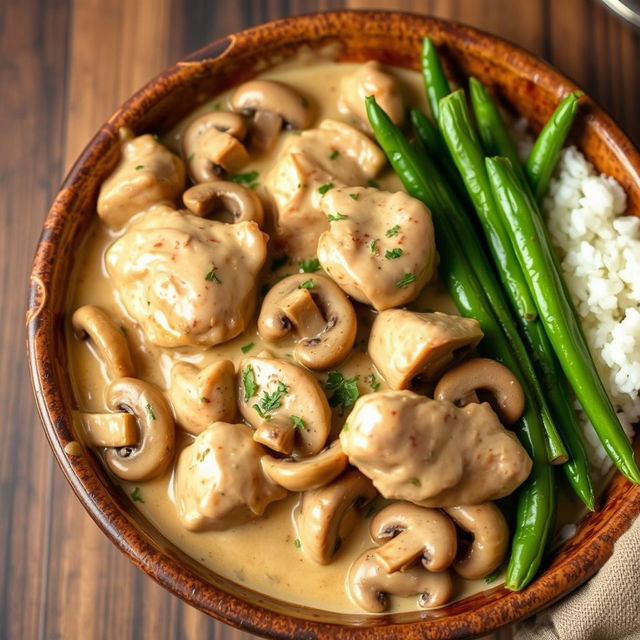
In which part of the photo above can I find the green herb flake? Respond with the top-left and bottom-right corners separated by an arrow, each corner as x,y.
211,101 -> 221,110
367,179 -> 380,188
135,165 -> 144,170
369,239 -> 378,253
187,152 -> 195,162
200,396 -> 210,403
396,272 -> 416,288
341,423 -> 349,433
252,403 -> 269,419
130,487 -> 144,503
484,568 -> 502,584
291,416 -> 307,431
300,96 -> 309,108
349,193 -> 359,201
255,381 -> 289,415
196,447 -> 211,462
294,538 -> 302,548
152,134 -> 160,141
298,279 -> 314,290
205,269 -> 221,283
410,477 -> 421,487
385,248 -> 404,260
270,255 -> 289,271
240,342 -> 255,354
329,150 -> 340,160
145,403 -> 156,421
298,257 -> 320,273
385,225 -> 400,237
242,365 -> 258,401
318,182 -> 334,195
366,374 -> 380,391
230,171 -> 259,189
327,212 -> 348,222
326,371 -> 360,413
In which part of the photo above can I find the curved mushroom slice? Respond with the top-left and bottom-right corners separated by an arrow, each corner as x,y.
169,360 -> 236,435
317,187 -> 437,310
174,422 -> 287,531
97,128 -> 186,230
238,355 -> 331,456
106,205 -> 268,347
296,468 -> 377,565
339,60 -> 405,127
370,503 -> 457,573
340,390 -> 532,507
182,181 -> 264,227
368,309 -> 483,389
104,377 -> 175,482
261,440 -> 348,492
258,274 -> 357,370
347,550 -> 453,613
444,503 -> 509,580
182,112 -> 249,183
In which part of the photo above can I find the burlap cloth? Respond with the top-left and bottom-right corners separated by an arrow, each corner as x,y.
514,517 -> 640,640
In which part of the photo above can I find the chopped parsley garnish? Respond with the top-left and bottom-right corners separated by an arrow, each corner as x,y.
145,403 -> 156,421
410,477 -> 422,487
385,248 -> 403,260
369,239 -> 378,253
349,193 -> 359,201
327,212 -> 347,222
271,255 -> 290,271
200,396 -> 210,403
318,182 -> 334,195
291,415 -> 307,431
196,447 -> 211,462
240,342 -> 255,354
365,373 -> 380,391
242,365 -> 258,401
367,178 -> 380,188
253,381 -> 289,416
298,257 -> 320,273
300,96 -> 309,108
294,538 -> 302,548
187,152 -> 195,162
130,487 -> 144,503
205,269 -> 221,283
152,134 -> 160,141
341,423 -> 349,433
211,102 -> 221,110
230,171 -> 259,189
325,371 -> 360,413
385,225 -> 400,237
329,150 -> 340,160
135,165 -> 144,170
298,279 -> 314,289
396,272 -> 416,288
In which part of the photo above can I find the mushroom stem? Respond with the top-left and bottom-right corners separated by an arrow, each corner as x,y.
253,416 -> 296,454
80,411 -> 138,447
281,288 -> 327,338
249,110 -> 284,152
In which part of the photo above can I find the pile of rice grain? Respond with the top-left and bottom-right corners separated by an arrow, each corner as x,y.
544,146 -> 640,473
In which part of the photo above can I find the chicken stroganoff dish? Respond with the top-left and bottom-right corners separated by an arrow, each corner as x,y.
67,40 -> 640,614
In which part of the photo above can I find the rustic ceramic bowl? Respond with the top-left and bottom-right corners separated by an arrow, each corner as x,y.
28,10 -> 640,639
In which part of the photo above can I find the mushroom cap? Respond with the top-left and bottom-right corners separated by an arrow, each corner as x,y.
106,205 -> 268,347
238,355 -> 331,456
174,422 -> 287,531
347,549 -> 453,613
340,390 -> 532,507
104,377 -> 175,482
258,273 -> 357,371
317,187 -> 437,310
169,360 -> 237,435
296,468 -> 377,565
97,132 -> 186,230
368,309 -> 484,389
261,439 -> 348,492
231,79 -> 313,130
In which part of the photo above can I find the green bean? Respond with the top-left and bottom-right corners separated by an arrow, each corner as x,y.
468,79 -> 594,506
421,37 -> 450,122
487,156 -> 640,484
526,91 -> 583,203
365,95 -> 555,592
438,90 -> 567,464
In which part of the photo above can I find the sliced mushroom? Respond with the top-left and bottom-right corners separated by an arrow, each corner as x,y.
444,503 -> 509,580
182,112 -> 249,183
347,550 -> 453,613
297,468 -> 377,565
368,309 -> 484,389
169,360 -> 236,435
258,274 -> 357,370
261,440 -> 348,492
231,80 -> 313,130
370,503 -> 457,573
72,305 -> 136,379
104,377 -> 175,482
339,61 -> 405,127
434,358 -> 525,425
97,127 -> 186,230
182,180 -> 264,226
80,411 -> 138,447
238,355 -> 331,456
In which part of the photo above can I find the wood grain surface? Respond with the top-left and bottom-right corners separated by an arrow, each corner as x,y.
1,1 -> 638,639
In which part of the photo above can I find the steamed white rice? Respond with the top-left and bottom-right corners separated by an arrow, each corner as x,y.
543,146 -> 640,473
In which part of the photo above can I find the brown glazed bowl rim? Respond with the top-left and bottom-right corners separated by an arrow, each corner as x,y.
27,10 -> 640,640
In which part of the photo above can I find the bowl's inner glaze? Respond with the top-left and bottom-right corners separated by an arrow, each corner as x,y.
30,11 -> 640,639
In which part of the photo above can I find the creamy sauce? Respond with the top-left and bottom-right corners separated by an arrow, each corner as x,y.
65,59 -> 582,614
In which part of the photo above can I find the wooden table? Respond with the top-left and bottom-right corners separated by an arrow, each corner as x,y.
2,1 -> 637,638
